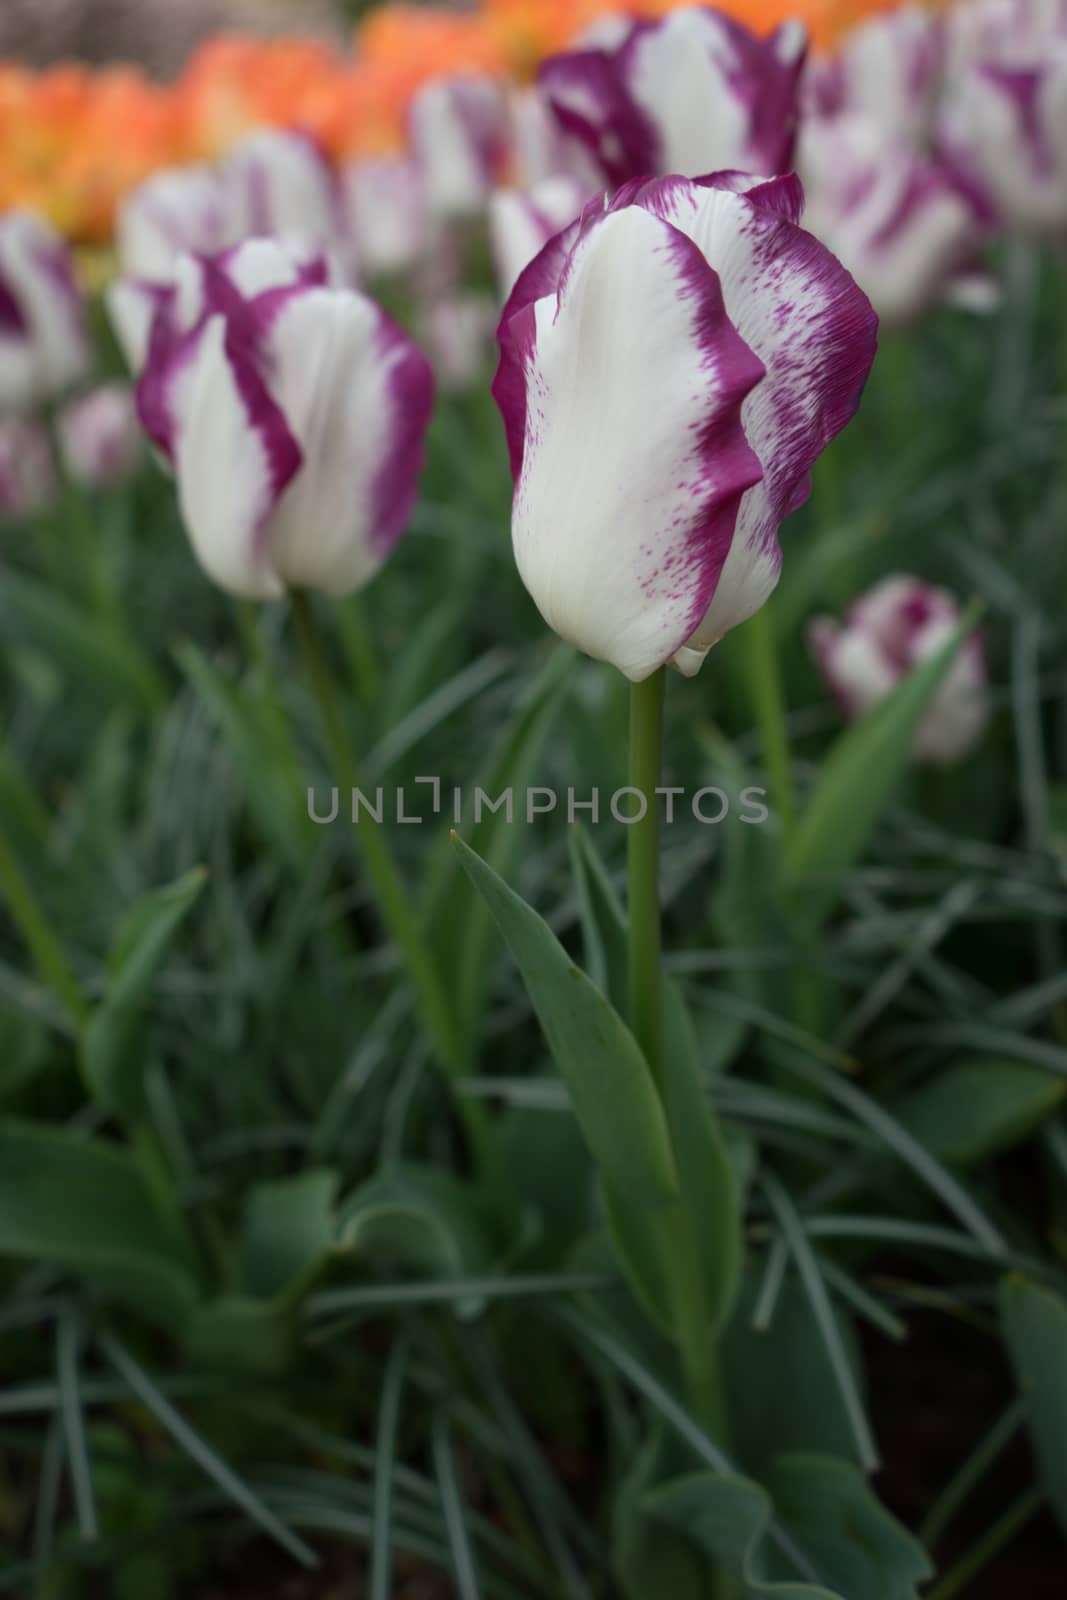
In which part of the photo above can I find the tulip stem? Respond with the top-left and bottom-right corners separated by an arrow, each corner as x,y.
741,604 -> 794,838
628,669 -> 666,1089
337,593 -> 381,707
290,591 -> 466,1081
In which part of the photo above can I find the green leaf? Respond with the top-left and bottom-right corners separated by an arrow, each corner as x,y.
0,1119 -> 201,1329
648,1470 -> 842,1598
784,604 -> 982,929
1000,1275 -> 1067,1536
567,824 -> 628,1009
896,1060 -> 1064,1166
0,564 -> 164,712
239,1169 -> 339,1301
339,1164 -> 490,1279
765,1455 -> 932,1599
81,867 -> 208,1117
176,642 -> 308,867
615,1433 -> 710,1600
452,832 -> 694,1335
662,984 -> 742,1334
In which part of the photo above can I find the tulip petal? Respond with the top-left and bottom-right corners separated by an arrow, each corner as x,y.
497,204 -> 764,682
263,292 -> 434,595
625,176 -> 877,666
537,50 -> 657,188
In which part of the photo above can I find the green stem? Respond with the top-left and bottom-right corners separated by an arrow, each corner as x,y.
740,604 -> 794,838
336,592 -> 381,707
0,818 -> 87,1027
236,601 -> 307,800
924,1487 -> 1042,1600
628,669 -> 666,1090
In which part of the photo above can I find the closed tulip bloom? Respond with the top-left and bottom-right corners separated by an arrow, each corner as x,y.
493,173 -> 877,681
221,129 -> 345,265
538,8 -> 807,190
0,212 -> 89,415
489,177 -> 587,297
136,239 -> 434,600
808,577 -> 988,766
800,116 -> 985,328
343,155 -> 429,277
806,5 -> 944,144
58,383 -> 141,488
409,74 -> 508,221
115,167 -> 231,284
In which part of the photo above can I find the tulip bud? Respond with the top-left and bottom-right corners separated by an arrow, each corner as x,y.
409,74 -> 508,221
493,172 -> 877,682
0,420 -> 55,520
136,239 -> 434,600
343,154 -> 430,278
538,8 -> 806,190
58,383 -> 141,489
0,212 -> 89,415
808,577 -> 989,766
489,177 -> 587,298
805,5 -> 944,144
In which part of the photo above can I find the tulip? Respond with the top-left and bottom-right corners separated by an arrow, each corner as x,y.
135,239 -> 434,600
115,167 -> 231,285
938,1 -> 1067,235
221,129 -> 346,268
0,420 -> 55,520
409,74 -> 508,221
799,115 -> 986,328
805,4 -> 944,145
343,154 -> 429,277
493,172 -> 877,682
489,176 -> 587,297
0,212 -> 89,415
538,8 -> 807,190
58,383 -> 141,489
421,292 -> 497,389
808,577 -> 989,766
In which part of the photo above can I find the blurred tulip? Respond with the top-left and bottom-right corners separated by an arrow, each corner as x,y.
409,74 -> 508,220
489,176 -> 587,297
493,172 -> 877,682
136,238 -> 433,600
115,166 -> 230,284
538,8 -> 807,190
343,154 -> 430,277
939,0 -> 1067,235
0,211 -> 89,414
58,382 -> 141,488
421,290 -> 497,389
221,129 -> 345,265
805,4 -> 944,144
808,577 -> 989,766
0,419 -> 55,519
800,115 -> 986,328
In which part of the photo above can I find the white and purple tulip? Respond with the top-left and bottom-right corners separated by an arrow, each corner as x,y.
489,177 -> 588,298
58,383 -> 141,489
343,154 -> 430,277
0,212 -> 89,415
221,129 -> 345,266
0,420 -> 55,520
800,114 -> 986,328
115,166 -> 231,285
808,577 -> 989,766
493,172 -> 877,682
135,238 -> 434,600
538,7 -> 807,190
805,4 -> 944,145
409,74 -> 508,221
938,0 -> 1067,235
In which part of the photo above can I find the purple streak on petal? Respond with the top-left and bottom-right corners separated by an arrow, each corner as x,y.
135,283 -> 191,458
982,66 -> 1055,176
369,309 -> 435,558
0,270 -> 27,337
32,238 -> 88,345
646,222 -> 764,641
538,49 -> 657,186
